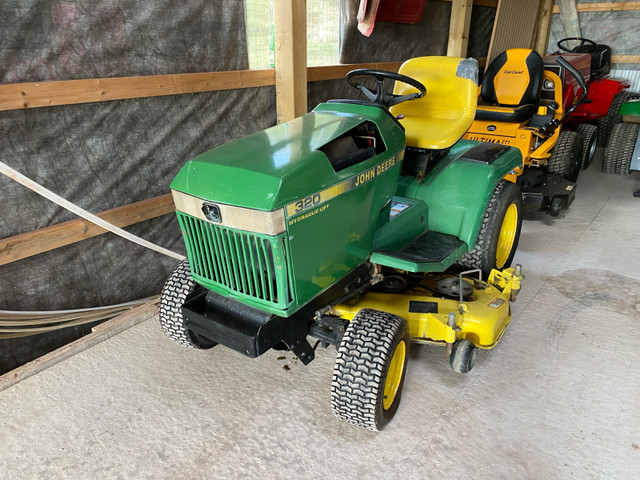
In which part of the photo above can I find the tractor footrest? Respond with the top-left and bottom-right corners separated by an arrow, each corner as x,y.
371,231 -> 466,273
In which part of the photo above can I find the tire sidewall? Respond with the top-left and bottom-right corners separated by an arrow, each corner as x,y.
481,181 -> 523,273
377,324 -> 410,427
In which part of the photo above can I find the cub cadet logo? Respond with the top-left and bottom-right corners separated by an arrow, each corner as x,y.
467,135 -> 512,146
503,70 -> 524,75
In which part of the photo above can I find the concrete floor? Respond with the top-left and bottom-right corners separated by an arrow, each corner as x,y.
1,153 -> 640,480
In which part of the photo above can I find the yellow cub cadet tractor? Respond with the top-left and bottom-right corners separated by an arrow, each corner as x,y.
463,48 -> 589,216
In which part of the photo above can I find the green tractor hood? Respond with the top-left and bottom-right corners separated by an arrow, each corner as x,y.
171,103 -> 405,211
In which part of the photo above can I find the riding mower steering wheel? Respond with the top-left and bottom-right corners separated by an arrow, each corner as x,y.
346,69 -> 426,108
557,37 -> 597,53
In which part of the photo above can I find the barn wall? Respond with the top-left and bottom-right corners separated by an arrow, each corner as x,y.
0,0 -> 277,372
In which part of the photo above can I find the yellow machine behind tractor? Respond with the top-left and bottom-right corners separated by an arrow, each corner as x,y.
463,48 -> 589,216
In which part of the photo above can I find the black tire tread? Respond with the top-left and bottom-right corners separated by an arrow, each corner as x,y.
603,122 -> 640,175
547,131 -> 582,181
159,259 -> 216,349
575,123 -> 598,170
597,91 -> 634,146
331,309 -> 409,431
449,339 -> 477,374
455,180 -> 523,276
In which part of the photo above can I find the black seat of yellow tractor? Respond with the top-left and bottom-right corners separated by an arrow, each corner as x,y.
476,48 -> 544,124
390,56 -> 478,150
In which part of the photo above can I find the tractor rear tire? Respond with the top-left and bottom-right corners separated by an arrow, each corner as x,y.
331,309 -> 410,431
575,124 -> 598,170
449,339 -> 477,374
159,259 -> 217,349
603,122 -> 640,175
597,91 -> 634,146
455,180 -> 523,277
547,130 -> 583,182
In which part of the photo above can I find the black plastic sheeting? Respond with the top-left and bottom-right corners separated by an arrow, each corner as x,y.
0,0 -> 249,83
339,0 -> 495,63
0,1 -> 278,373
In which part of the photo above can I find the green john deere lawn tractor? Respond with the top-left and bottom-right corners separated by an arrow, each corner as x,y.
160,56 -> 524,430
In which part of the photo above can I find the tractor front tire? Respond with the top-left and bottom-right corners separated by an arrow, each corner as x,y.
331,309 -> 410,431
598,91 -> 634,146
575,124 -> 598,170
603,122 -> 640,175
547,131 -> 583,182
159,259 -> 217,349
456,180 -> 523,277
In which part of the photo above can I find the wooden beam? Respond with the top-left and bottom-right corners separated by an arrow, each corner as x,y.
0,62 -> 415,112
442,0 -> 498,7
0,300 -> 159,393
534,0 -> 555,55
447,0 -> 474,57
553,2 -> 640,13
0,194 -> 174,266
307,62 -> 403,82
0,70 -> 275,112
274,0 -> 307,123
612,55 -> 640,64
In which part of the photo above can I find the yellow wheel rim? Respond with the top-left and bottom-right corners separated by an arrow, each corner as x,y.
383,340 -> 406,410
496,203 -> 518,268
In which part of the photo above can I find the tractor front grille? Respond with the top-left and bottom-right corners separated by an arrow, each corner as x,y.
176,212 -> 295,310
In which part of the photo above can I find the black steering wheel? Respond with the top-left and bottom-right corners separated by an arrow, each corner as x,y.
557,37 -> 597,53
346,69 -> 426,108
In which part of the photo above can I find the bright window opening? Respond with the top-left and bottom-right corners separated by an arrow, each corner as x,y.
245,0 -> 340,70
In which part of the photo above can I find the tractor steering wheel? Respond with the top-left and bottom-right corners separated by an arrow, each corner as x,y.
557,37 -> 597,53
346,69 -> 426,108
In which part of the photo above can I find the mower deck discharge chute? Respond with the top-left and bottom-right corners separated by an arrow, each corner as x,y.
160,56 -> 525,430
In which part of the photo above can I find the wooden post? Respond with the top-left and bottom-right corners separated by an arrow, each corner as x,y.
447,0 -> 474,57
534,0 -> 555,55
558,0 -> 581,39
274,0 -> 307,123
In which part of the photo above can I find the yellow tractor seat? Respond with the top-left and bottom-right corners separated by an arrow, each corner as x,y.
476,48 -> 544,124
390,56 -> 478,150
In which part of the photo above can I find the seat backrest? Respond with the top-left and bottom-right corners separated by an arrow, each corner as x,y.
482,48 -> 544,107
390,56 -> 478,150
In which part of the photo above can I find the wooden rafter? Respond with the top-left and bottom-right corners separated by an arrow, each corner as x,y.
553,2 -> 640,13
0,194 -> 174,266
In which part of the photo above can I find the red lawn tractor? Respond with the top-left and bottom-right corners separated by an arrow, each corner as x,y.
546,37 -> 633,154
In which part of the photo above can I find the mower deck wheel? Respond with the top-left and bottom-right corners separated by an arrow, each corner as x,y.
547,130 -> 583,182
575,124 -> 598,170
159,259 -> 217,349
603,122 -> 640,175
331,309 -> 410,431
449,339 -> 477,374
455,180 -> 523,277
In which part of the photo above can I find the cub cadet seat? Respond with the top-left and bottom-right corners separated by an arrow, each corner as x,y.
390,56 -> 478,151
476,49 -> 544,124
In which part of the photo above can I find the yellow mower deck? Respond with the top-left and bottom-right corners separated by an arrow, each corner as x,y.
331,266 -> 522,350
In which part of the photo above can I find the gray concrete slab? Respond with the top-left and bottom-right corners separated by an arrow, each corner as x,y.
1,154 -> 640,480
